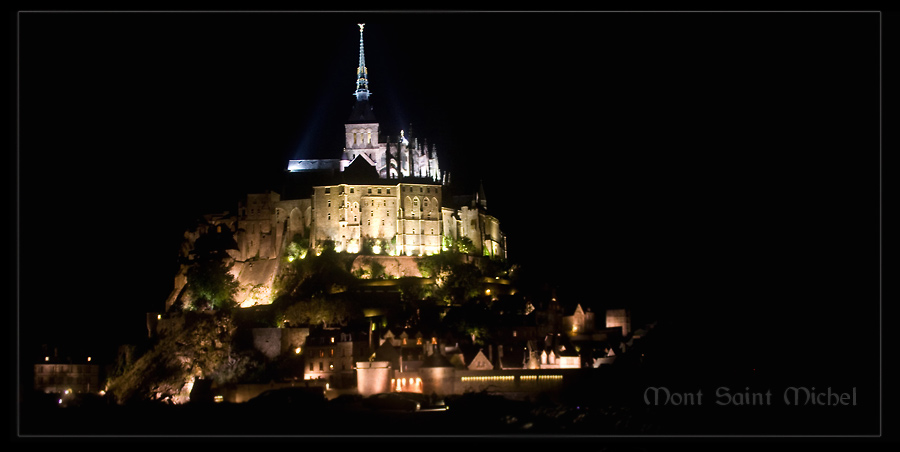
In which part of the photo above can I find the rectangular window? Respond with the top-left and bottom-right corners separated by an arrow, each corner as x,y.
310,362 -> 314,371
350,187 -> 355,193
325,187 -> 330,194
377,188 -> 382,194
386,188 -> 391,194
368,188 -> 372,194
319,362 -> 323,371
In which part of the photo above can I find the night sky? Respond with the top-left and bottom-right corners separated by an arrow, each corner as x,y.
13,10 -> 881,389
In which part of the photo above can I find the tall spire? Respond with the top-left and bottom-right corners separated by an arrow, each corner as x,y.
355,23 -> 370,102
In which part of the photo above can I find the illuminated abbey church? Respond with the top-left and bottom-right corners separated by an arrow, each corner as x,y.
170,24 -> 506,309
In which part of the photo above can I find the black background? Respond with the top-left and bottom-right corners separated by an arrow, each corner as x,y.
11,9 -> 885,437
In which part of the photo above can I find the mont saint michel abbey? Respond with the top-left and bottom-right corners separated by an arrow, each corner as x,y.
169,24 -> 506,310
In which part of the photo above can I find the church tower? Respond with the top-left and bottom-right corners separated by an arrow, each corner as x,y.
343,23 -> 386,173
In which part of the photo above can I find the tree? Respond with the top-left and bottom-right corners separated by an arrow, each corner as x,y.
457,236 -> 475,255
281,296 -> 350,329
184,257 -> 239,311
441,262 -> 484,304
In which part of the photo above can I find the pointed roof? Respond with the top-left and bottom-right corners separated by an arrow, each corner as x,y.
420,351 -> 454,368
348,23 -> 377,124
354,23 -> 370,102
467,349 -> 494,370
341,154 -> 380,183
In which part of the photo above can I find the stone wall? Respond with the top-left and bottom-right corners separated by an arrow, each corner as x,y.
350,255 -> 426,278
251,327 -> 310,360
605,309 -> 631,336
356,361 -> 392,396
252,328 -> 283,360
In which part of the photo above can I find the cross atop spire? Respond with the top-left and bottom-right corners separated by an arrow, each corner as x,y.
355,23 -> 370,102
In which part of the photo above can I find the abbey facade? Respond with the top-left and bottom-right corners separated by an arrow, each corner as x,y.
171,24 -> 506,309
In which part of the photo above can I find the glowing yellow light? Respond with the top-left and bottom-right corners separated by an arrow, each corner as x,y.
44,356 -> 49,362
157,314 -> 162,320
214,395 -> 224,403
485,289 -> 491,295
295,347 -> 302,354
372,245 -> 381,254
287,256 -> 295,262
330,337 -> 335,343
325,383 -> 330,390
87,357 -> 91,362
